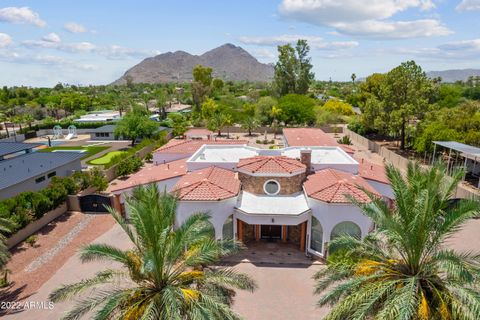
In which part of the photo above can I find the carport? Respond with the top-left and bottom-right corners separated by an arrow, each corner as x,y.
431,141 -> 480,188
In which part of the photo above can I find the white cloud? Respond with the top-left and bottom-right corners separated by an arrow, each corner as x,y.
388,38 -> 480,60
42,32 -> 61,43
332,19 -> 452,39
0,7 -> 46,27
251,48 -> 276,60
22,39 -> 96,53
97,45 -> 161,60
0,33 -> 12,48
456,0 -> 480,11
438,39 -> 480,51
278,0 -> 449,39
239,34 -> 358,50
64,22 -> 87,33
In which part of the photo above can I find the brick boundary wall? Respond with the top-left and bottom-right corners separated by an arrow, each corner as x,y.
343,127 -> 480,200
6,203 -> 67,249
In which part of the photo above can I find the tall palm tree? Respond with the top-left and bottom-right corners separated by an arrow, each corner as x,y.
315,163 -> 480,320
49,185 -> 256,319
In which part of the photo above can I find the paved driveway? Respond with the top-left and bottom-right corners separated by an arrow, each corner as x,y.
5,219 -> 480,320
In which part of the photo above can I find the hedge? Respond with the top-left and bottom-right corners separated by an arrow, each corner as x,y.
0,172 -> 92,235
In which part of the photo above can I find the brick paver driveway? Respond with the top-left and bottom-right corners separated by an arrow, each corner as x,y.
5,219 -> 480,319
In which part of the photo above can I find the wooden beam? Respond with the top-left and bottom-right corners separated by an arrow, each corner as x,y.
281,225 -> 287,243
237,220 -> 244,243
300,222 -> 306,251
255,225 -> 261,241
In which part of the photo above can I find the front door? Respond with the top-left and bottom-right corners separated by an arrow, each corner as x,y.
261,225 -> 282,241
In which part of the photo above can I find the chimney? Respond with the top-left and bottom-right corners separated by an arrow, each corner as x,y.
300,149 -> 312,174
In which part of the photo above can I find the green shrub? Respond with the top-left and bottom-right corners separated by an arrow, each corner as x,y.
337,136 -> 352,145
144,152 -> 153,162
90,167 -> 108,192
25,235 -> 38,247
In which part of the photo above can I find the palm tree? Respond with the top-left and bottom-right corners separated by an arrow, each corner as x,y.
315,163 -> 480,320
270,105 -> 281,140
50,185 -> 256,319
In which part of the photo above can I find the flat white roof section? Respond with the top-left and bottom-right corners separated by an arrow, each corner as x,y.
195,146 -> 258,162
236,191 -> 310,216
281,147 -> 357,165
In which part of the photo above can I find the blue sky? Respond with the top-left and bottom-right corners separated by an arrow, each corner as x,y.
1,0 -> 480,87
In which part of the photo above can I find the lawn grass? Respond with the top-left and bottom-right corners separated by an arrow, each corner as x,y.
88,150 -> 127,165
38,146 -> 110,159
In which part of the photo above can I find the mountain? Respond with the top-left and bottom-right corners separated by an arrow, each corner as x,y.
113,44 -> 274,84
427,69 -> 480,82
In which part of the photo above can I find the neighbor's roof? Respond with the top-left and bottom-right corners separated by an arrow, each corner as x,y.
185,128 -> 213,136
304,169 -> 379,203
89,124 -> 116,133
355,157 -> 389,185
155,139 -> 248,154
236,191 -> 310,216
237,156 -> 306,175
0,152 -> 83,190
172,166 -> 240,201
433,141 -> 480,158
108,159 -> 187,193
0,142 -> 43,157
283,128 -> 339,147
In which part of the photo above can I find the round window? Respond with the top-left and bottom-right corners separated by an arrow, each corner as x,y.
263,180 -> 280,195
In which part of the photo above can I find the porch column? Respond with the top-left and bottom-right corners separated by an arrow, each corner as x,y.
112,194 -> 123,216
255,225 -> 261,241
237,220 -> 244,242
281,225 -> 287,243
300,222 -> 306,251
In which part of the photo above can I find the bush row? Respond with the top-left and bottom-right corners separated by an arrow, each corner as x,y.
104,132 -> 167,169
0,171 -> 103,235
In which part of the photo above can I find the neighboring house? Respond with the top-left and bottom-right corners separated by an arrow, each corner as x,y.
184,128 -> 213,140
283,127 -> 355,154
0,152 -> 83,200
74,110 -> 121,123
0,142 -> 42,161
89,125 -> 117,140
110,128 -> 394,258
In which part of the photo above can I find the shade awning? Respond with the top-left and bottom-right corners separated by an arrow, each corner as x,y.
433,141 -> 480,158
235,191 -> 310,216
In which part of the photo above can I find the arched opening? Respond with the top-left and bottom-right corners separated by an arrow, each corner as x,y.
310,217 -> 323,253
330,221 -> 361,240
222,215 -> 233,240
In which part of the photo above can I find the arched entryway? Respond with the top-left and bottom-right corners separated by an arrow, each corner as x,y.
222,215 -> 233,240
330,221 -> 361,240
310,217 -> 323,254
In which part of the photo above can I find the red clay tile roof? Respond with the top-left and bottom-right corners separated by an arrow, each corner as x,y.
283,128 -> 339,147
304,169 -> 379,203
237,156 -> 306,174
185,128 -> 214,136
108,159 -> 187,193
172,166 -> 240,201
355,157 -> 390,184
155,139 -> 248,154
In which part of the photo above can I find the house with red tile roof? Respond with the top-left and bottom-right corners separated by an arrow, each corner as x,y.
110,128 -> 394,258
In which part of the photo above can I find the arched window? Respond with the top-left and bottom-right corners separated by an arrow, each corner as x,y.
330,221 -> 361,240
310,217 -> 323,253
222,215 -> 233,240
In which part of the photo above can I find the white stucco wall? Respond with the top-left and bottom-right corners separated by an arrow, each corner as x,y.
306,197 -> 373,256
176,197 -> 238,240
311,163 -> 358,174
366,180 -> 394,199
187,161 -> 238,171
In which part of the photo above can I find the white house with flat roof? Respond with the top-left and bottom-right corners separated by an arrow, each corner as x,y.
110,128 -> 394,258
